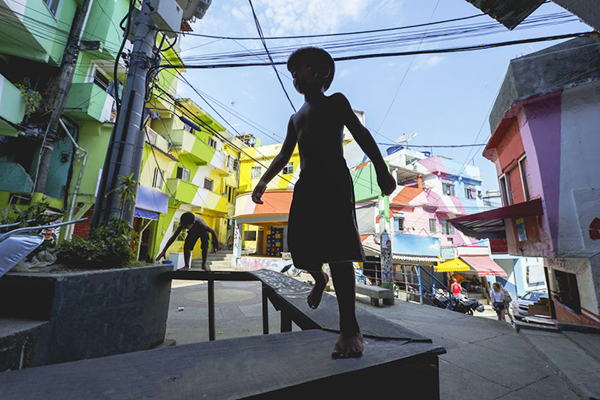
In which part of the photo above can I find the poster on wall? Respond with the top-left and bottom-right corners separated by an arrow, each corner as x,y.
516,218 -> 528,242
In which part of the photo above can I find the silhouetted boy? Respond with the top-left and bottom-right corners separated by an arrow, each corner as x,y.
251,47 -> 396,358
156,212 -> 219,271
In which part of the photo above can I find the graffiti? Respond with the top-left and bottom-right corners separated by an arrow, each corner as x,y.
237,257 -> 289,272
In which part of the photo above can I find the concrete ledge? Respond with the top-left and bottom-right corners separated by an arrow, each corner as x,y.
0,265 -> 172,370
0,330 -> 445,399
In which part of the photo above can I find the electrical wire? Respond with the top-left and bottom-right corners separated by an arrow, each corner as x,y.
247,0 -> 296,112
113,0 -> 135,115
165,13 -> 489,40
161,31 -> 597,71
377,0 -> 441,132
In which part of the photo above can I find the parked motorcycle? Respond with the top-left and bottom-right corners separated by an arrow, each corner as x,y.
428,289 -> 485,315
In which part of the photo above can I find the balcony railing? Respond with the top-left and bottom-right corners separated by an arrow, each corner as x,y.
166,178 -> 228,213
0,74 -> 25,136
64,83 -> 115,123
170,129 -> 216,165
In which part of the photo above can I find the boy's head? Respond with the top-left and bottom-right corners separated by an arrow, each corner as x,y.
180,212 -> 195,229
287,47 -> 335,94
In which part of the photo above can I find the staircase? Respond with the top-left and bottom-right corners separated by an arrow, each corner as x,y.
191,250 -> 234,270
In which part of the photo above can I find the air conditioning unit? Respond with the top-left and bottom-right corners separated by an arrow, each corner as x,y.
176,0 -> 212,21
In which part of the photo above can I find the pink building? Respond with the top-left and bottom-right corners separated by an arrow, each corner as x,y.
451,37 -> 600,327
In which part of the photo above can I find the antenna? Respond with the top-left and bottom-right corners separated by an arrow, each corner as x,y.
395,132 -> 418,144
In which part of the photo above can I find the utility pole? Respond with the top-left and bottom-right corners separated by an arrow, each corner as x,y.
33,0 -> 94,194
92,2 -> 158,227
378,194 -> 394,293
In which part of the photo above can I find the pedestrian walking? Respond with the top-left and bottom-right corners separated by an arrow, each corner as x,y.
490,282 -> 506,321
251,47 -> 396,359
500,283 -> 514,324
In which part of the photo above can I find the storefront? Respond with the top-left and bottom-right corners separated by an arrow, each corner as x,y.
133,185 -> 169,262
232,190 -> 294,271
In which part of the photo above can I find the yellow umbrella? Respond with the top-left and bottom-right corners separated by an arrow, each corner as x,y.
435,258 -> 471,273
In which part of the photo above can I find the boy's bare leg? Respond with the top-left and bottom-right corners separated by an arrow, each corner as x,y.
307,268 -> 328,309
201,246 -> 211,271
330,262 -> 363,359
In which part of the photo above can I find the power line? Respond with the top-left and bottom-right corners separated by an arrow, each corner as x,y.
247,0 -> 296,112
377,0 -> 441,132
377,143 -> 488,148
165,13 -> 487,40
159,31 -> 597,70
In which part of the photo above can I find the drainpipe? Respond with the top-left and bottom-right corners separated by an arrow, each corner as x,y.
32,0 -> 94,195
59,118 -> 88,240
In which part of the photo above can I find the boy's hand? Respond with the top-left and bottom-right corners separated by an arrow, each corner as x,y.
377,172 -> 396,196
252,181 -> 267,204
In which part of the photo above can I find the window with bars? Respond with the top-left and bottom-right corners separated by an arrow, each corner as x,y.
519,157 -> 530,201
442,180 -> 455,196
43,0 -> 61,16
465,185 -> 477,200
208,138 -> 217,149
176,167 -> 190,182
93,68 -> 110,92
251,167 -> 261,179
283,162 -> 294,175
152,168 -> 164,190
203,178 -> 213,191
442,219 -> 455,235
429,218 -> 437,233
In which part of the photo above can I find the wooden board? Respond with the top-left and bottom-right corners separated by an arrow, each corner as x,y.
251,269 -> 431,342
0,330 -> 444,400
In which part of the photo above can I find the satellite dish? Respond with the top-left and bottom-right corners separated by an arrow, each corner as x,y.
395,133 -> 418,144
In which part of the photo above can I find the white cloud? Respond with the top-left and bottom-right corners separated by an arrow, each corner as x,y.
253,0 -> 380,37
339,69 -> 352,78
411,55 -> 446,71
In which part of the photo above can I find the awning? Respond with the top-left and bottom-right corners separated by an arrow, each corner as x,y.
435,258 -> 471,273
449,198 -> 543,239
134,208 -> 159,220
460,255 -> 507,276
135,185 -> 169,214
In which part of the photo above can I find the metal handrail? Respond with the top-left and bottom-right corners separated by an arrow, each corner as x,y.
0,218 -> 88,244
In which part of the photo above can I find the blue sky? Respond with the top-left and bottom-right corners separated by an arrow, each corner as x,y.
176,0 -> 591,192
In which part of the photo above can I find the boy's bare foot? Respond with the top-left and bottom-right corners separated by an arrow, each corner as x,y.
332,331 -> 363,359
307,271 -> 329,310
180,266 -> 190,271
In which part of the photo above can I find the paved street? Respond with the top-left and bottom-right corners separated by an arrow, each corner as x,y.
165,277 -> 592,400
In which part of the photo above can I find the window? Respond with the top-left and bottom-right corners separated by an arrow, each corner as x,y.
442,180 -> 455,196
203,178 -> 213,191
183,123 -> 194,133
152,168 -> 164,190
224,185 -> 236,203
519,157 -> 530,201
244,231 -> 257,241
208,138 -> 217,149
429,218 -> 437,233
499,175 -> 513,206
43,0 -> 61,16
393,214 -> 404,232
93,68 -> 110,92
442,219 -> 454,235
465,185 -> 477,200
283,162 -> 294,175
176,167 -> 190,182
251,167 -> 262,179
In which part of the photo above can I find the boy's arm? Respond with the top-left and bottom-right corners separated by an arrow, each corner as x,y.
156,226 -> 182,261
252,117 -> 298,204
335,93 -> 396,195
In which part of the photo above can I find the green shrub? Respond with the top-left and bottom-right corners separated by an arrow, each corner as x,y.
57,218 -> 137,269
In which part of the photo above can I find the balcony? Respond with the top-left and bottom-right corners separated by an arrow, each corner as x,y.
64,83 -> 115,123
166,178 -> 228,214
0,74 -> 25,136
170,129 -> 216,165
0,0 -> 75,65
145,127 -> 170,154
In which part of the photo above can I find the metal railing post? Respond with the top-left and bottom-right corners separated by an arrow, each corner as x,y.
262,284 -> 269,335
208,279 -> 216,341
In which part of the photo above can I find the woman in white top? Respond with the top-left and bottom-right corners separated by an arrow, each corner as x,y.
490,282 -> 506,321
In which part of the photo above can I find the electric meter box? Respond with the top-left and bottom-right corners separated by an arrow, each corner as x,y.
176,0 -> 212,21
148,0 -> 183,39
